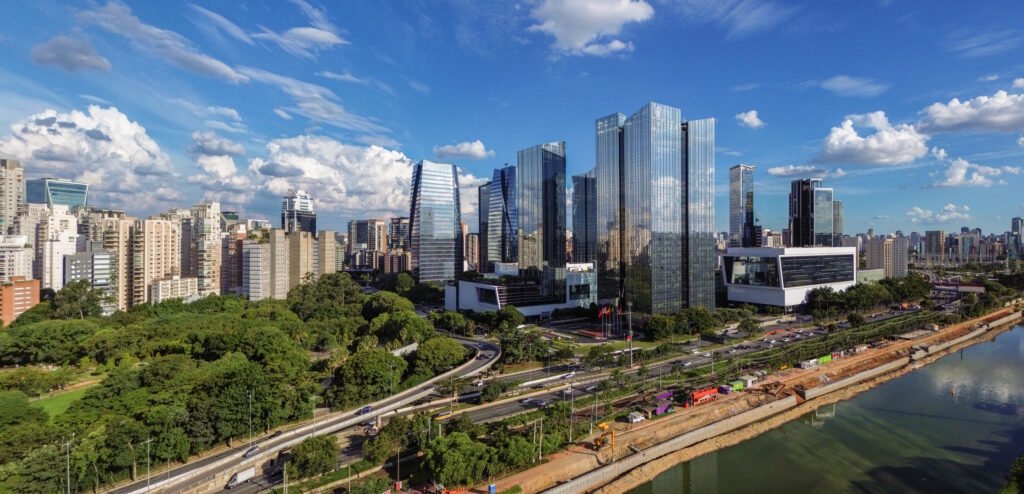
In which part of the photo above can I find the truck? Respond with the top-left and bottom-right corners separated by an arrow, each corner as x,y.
226,467 -> 255,489
685,386 -> 719,407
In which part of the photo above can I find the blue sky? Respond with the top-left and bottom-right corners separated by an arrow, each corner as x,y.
0,0 -> 1022,235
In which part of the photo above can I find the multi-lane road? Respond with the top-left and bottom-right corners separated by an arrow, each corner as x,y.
108,339 -> 499,494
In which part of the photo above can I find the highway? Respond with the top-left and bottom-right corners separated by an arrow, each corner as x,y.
107,339 -> 499,494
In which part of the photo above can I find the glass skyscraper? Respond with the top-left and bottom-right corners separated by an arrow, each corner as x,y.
832,200 -> 844,246
788,178 -> 834,247
26,178 -> 88,209
281,189 -> 317,234
596,102 -> 716,314
813,186 -> 834,247
516,142 -> 566,272
728,164 -> 755,247
486,165 -> 518,269
410,160 -> 463,282
477,182 -> 490,271
572,170 -> 597,264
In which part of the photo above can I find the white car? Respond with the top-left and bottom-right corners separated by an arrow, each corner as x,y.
683,361 -> 693,367
702,353 -> 711,358
562,372 -> 576,379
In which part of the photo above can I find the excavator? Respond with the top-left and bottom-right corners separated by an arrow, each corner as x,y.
592,422 -> 615,452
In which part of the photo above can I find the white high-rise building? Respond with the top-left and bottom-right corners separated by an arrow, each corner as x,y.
866,236 -> 909,278
242,239 -> 271,301
0,235 -> 32,282
0,159 -> 25,234
190,201 -> 222,297
39,205 -> 78,290
132,218 -> 182,306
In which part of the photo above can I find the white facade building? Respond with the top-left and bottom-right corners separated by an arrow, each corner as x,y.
39,205 -> 78,290
149,275 -> 200,304
0,235 -> 32,282
722,247 -> 857,311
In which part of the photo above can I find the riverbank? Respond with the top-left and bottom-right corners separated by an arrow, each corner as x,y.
481,307 -> 1020,494
596,317 -> 1021,494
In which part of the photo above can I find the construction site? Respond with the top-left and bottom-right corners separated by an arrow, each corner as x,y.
481,306 -> 1023,494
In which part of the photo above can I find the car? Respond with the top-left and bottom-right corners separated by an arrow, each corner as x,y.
535,400 -> 550,408
701,353 -> 711,358
782,338 -> 791,343
519,398 -> 534,405
584,385 -> 599,393
361,419 -> 375,427
243,446 -> 260,458
532,384 -> 545,390
356,405 -> 373,416
562,372 -> 576,380
269,430 -> 283,439
683,361 -> 693,367
728,349 -> 737,354
434,411 -> 454,421
562,388 -> 573,395
473,380 -> 484,387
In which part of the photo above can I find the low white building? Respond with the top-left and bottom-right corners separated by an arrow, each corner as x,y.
149,275 -> 200,304
445,263 -> 597,318
722,247 -> 857,311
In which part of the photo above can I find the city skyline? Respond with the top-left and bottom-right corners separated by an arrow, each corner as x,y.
0,1 -> 1022,234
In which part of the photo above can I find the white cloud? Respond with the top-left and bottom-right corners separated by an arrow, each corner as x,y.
918,90 -> 1024,133
408,80 -> 431,95
819,75 -> 890,98
78,1 -> 248,83
528,0 -> 654,56
672,0 -> 797,39
432,140 -> 495,160
317,71 -> 394,95
246,135 -> 482,223
0,105 -> 176,210
204,119 -> 247,134
928,149 -> 1020,188
195,154 -> 238,180
1014,78 -> 1024,89
207,106 -> 242,122
1018,135 -> 1024,147
905,204 -> 971,224
766,165 -> 826,177
31,35 -> 112,72
274,108 -> 292,120
732,82 -> 760,92
189,4 -> 253,45
818,111 -> 929,165
948,30 -> 1022,58
238,67 -> 387,134
250,0 -> 346,59
188,130 -> 244,156
735,110 -> 765,129
832,168 -> 847,178
979,74 -> 999,82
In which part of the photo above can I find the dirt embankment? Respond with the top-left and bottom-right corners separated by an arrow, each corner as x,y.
593,322 -> 1018,494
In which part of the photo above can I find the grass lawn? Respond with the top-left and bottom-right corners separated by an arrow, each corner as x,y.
31,386 -> 90,418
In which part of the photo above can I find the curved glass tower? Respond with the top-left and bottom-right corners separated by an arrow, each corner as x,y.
410,160 -> 463,282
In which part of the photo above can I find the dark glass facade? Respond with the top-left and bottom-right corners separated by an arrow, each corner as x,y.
682,118 -> 717,310
486,165 -> 517,269
723,256 -> 780,287
729,164 -> 755,247
516,142 -> 566,271
780,255 -> 854,287
789,178 -> 834,247
410,160 -> 463,282
596,112 -> 626,302
572,171 -> 597,264
813,187 -> 834,247
26,178 -> 88,208
477,182 -> 490,270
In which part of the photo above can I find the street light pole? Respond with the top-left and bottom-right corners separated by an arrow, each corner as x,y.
310,396 -> 318,437
248,390 -> 253,450
63,433 -> 74,494
143,437 -> 153,493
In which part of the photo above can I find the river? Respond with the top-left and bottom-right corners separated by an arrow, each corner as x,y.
629,324 -> 1024,494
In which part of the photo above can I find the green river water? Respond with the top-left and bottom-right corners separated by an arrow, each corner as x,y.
629,324 -> 1024,494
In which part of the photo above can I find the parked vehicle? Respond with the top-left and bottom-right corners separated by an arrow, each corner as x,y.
519,398 -> 534,404
226,467 -> 256,489
627,411 -> 646,423
242,446 -> 260,458
356,405 -> 373,415
562,372 -> 576,379
584,385 -> 599,393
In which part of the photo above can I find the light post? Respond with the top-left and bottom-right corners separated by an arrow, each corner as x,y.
310,396 -> 318,437
63,433 -> 75,494
248,390 -> 254,450
143,437 -> 153,493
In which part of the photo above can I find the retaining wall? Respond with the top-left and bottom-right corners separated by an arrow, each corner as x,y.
541,396 -> 799,494
798,357 -> 910,400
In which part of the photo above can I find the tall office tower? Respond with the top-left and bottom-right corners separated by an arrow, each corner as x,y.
287,231 -> 315,288
64,248 -> 113,307
26,178 -> 88,208
572,170 -> 598,263
1013,217 -> 1023,236
12,203 -> 49,256
788,178 -> 834,247
269,229 -> 290,299
347,219 -> 388,257
190,201 -> 222,297
82,210 -> 135,310
158,208 -> 193,276
924,230 -> 946,263
0,159 -> 24,234
316,230 -> 337,276
281,189 -> 317,234
477,182 -> 490,271
131,218 -> 182,306
409,160 -> 463,282
832,200 -> 844,246
388,217 -> 410,251
728,164 -> 755,248
219,229 -> 246,296
486,165 -> 518,269
460,221 -> 470,270
596,103 -> 716,313
516,141 -> 566,272
0,235 -> 33,282
38,205 -> 78,290
242,237 -> 271,301
465,233 -> 480,270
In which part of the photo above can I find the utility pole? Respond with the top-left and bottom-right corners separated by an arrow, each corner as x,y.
310,396 -> 318,437
568,381 -> 575,444
589,396 -> 597,436
538,417 -> 544,462
283,463 -> 288,494
63,433 -> 75,494
248,390 -> 254,450
143,437 -> 153,493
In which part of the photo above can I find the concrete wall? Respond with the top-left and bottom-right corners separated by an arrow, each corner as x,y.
798,357 -> 910,400
542,396 -> 799,494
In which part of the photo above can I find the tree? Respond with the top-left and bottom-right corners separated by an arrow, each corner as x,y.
429,311 -> 472,336
362,291 -> 416,321
493,306 -> 525,331
423,432 -> 493,487
367,310 -> 435,347
644,314 -> 675,340
847,312 -> 865,327
328,349 -> 407,408
493,435 -> 535,472
738,317 -> 759,336
363,416 -> 409,464
480,379 -> 517,403
291,435 -> 338,479
349,477 -> 391,494
583,344 -> 614,369
414,337 -> 467,376
52,280 -> 112,320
